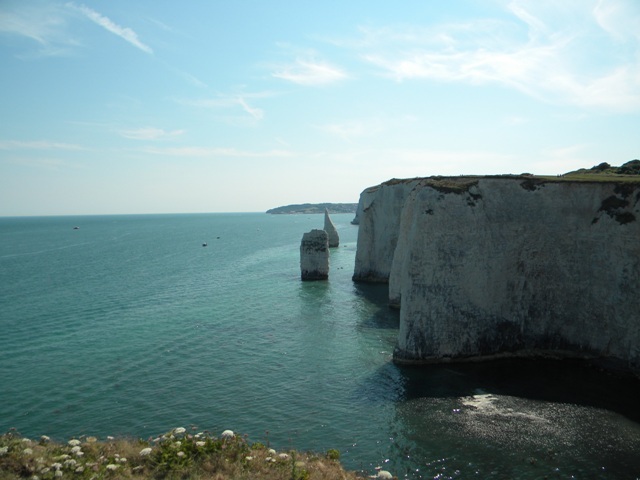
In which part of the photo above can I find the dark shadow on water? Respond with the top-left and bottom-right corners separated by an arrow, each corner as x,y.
395,358 -> 640,423
353,282 -> 399,330
352,282 -> 389,303
296,278 -> 330,302
349,281 -> 640,423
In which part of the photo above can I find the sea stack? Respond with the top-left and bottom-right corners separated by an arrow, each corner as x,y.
324,209 -> 340,247
300,229 -> 329,281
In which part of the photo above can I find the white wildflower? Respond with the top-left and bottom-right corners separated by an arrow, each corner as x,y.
177,451 -> 185,457
221,429 -> 234,439
74,451 -> 84,457
278,453 -> 290,460
75,466 -> 84,473
22,438 -> 32,444
118,457 -> 127,463
195,441 -> 205,447
377,470 -> 393,479
86,437 -> 97,443
106,464 -> 119,471
70,446 -> 82,454
67,439 -> 81,447
23,448 -> 33,455
107,436 -> 114,441
51,463 -> 62,470
139,447 -> 152,456
0,446 -> 9,455
174,441 -> 182,447
173,427 -> 186,434
31,476 -> 40,480
40,435 -> 50,443
54,470 -> 63,478
268,448 -> 276,455
265,457 -> 273,462
63,459 -> 76,468
56,455 -> 70,460
245,456 -> 253,461
40,468 -> 50,474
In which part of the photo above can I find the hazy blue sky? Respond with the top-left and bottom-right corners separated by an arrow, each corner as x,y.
1,0 -> 639,215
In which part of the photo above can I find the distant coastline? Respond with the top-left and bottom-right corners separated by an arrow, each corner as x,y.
266,203 -> 357,215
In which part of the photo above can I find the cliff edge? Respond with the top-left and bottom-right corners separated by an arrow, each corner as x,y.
353,171 -> 640,373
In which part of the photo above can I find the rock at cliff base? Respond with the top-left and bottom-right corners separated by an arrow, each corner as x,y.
324,209 -> 340,247
300,229 -> 329,281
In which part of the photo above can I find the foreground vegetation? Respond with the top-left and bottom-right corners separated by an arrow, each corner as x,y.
0,428 -> 391,480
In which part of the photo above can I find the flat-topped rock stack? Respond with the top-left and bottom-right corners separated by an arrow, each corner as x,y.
300,229 -> 329,281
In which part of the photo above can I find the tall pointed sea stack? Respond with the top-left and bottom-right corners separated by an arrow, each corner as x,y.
323,209 -> 340,247
300,229 -> 329,281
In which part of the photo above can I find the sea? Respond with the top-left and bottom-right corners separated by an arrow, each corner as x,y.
1,212 -> 640,479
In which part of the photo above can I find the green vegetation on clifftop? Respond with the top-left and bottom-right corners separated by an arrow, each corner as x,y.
0,428 -> 372,480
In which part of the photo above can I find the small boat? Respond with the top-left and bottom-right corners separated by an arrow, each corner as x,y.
73,226 -> 80,230
202,242 -> 208,247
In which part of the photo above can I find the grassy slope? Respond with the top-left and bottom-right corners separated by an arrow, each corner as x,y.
0,429 -> 369,480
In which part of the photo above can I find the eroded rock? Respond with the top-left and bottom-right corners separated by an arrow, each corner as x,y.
300,229 -> 329,281
324,209 -> 340,248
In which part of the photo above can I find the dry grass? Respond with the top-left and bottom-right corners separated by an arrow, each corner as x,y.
0,428 -> 380,480
535,173 -> 640,183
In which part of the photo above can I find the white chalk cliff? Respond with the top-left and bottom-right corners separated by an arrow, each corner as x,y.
353,176 -> 640,372
324,209 -> 340,248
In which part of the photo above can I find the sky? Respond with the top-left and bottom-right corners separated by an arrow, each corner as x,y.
1,0 -> 639,216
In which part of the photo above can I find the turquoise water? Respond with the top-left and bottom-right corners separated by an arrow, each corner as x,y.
1,213 -> 640,479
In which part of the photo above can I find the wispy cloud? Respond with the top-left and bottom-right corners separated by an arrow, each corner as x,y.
319,121 -> 370,141
593,0 -> 640,42
180,71 -> 208,88
236,97 -> 264,120
317,115 -> 418,142
179,92 -> 269,120
0,140 -> 85,151
272,58 -> 348,86
140,146 -> 293,158
120,127 -> 185,141
531,144 -> 590,173
0,3 -> 79,57
352,0 -> 640,111
68,3 -> 153,54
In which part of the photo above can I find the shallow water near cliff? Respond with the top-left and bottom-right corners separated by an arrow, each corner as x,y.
1,212 -> 640,479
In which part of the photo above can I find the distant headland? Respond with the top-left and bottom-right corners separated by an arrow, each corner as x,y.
266,203 -> 357,215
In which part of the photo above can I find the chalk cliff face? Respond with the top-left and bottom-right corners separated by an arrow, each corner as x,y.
353,176 -> 640,372
352,179 -> 422,282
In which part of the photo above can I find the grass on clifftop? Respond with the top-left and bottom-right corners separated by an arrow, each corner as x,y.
0,428 -> 382,480
381,160 -> 640,190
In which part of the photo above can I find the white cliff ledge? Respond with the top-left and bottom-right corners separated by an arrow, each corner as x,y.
353,175 -> 640,373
